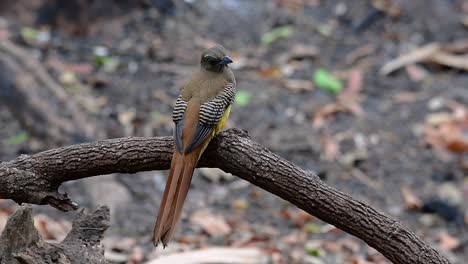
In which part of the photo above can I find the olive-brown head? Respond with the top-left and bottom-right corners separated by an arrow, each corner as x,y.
200,45 -> 233,73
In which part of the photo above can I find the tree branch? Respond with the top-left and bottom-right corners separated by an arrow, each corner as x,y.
0,128 -> 448,263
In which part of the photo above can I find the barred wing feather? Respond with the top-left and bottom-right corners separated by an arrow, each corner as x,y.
184,83 -> 236,154
173,94 -> 188,153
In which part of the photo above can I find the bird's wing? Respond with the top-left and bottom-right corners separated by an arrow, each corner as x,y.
172,94 -> 188,153
184,82 -> 236,154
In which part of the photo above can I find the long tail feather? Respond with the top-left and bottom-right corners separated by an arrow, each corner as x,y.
153,150 -> 198,247
153,151 -> 183,246
164,154 -> 197,242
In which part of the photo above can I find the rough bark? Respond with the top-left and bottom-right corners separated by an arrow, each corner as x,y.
0,128 -> 449,264
0,205 -> 109,264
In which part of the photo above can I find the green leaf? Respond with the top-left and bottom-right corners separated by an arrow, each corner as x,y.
317,24 -> 332,36
261,26 -> 293,45
94,56 -> 107,66
20,27 -> 39,40
6,131 -> 29,145
305,243 -> 323,257
304,222 -> 322,234
235,90 -> 251,107
94,56 -> 119,72
313,68 -> 343,94
93,56 -> 111,66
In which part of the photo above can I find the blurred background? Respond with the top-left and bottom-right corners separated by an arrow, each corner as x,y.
0,0 -> 467,263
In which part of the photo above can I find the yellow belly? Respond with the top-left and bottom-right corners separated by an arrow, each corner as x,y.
198,105 -> 232,159
214,105 -> 232,135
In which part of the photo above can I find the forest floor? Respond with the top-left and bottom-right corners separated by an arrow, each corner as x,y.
0,1 -> 467,263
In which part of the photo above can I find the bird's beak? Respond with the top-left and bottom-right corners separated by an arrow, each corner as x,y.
218,56 -> 233,66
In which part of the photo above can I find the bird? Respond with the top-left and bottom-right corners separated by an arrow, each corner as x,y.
153,45 -> 236,247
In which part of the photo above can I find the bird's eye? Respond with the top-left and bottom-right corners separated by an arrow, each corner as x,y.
205,56 -> 218,65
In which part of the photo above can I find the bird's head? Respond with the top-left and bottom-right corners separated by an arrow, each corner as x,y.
200,45 -> 233,73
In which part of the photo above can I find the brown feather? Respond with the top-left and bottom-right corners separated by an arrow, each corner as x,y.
153,100 -> 209,246
153,46 -> 235,247
153,151 -> 183,246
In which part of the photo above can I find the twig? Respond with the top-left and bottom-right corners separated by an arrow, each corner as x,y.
380,40 -> 468,75
429,52 -> 468,71
380,43 -> 440,75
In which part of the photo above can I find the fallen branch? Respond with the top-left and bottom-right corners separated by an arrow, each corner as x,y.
0,40 -> 101,145
380,43 -> 440,75
0,205 -> 109,263
0,129 -> 449,263
146,247 -> 264,264
380,39 -> 468,75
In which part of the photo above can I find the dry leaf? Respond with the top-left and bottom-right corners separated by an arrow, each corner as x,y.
176,234 -> 205,245
47,58 -> 94,75
372,0 -> 401,17
257,67 -> 283,78
34,215 -> 72,242
281,232 -> 305,244
401,186 -> 423,210
271,252 -> 287,264
278,0 -> 320,12
240,235 -> 271,248
190,210 -> 231,237
118,111 -> 136,126
292,209 -> 314,226
322,241 -> 342,253
230,55 -> 259,70
405,64 -> 428,82
340,238 -> 360,254
313,104 -> 346,128
343,68 -> 363,95
0,211 -> 9,234
321,131 -> 340,161
338,68 -> 364,116
127,246 -> 144,264
312,69 -> 364,128
392,92 -> 424,103
345,44 -> 376,65
437,232 -> 460,251
233,199 -> 249,210
424,102 -> 468,153
425,119 -> 468,153
425,112 -> 453,126
447,100 -> 468,121
279,208 -> 314,227
283,79 -> 314,92
288,44 -> 318,60
366,246 -> 392,264
0,28 -> 10,41
350,257 -> 373,264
